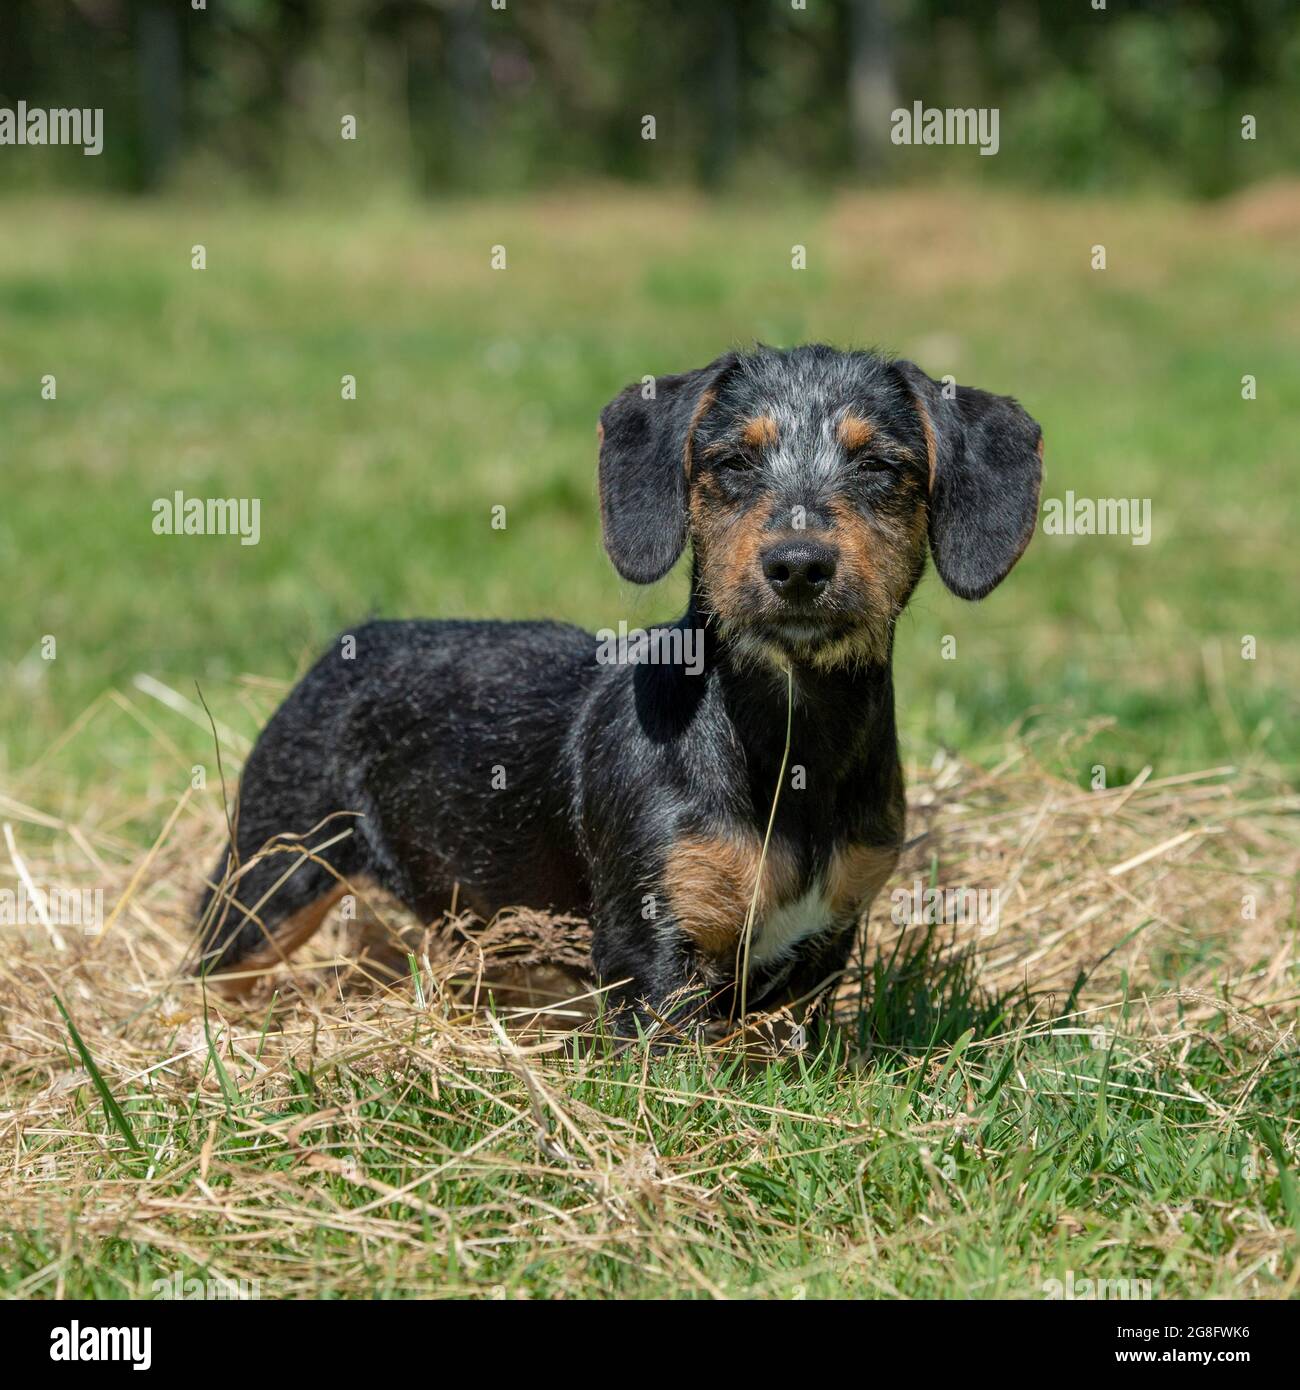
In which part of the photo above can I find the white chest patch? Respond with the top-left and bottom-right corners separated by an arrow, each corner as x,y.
749,884 -> 834,968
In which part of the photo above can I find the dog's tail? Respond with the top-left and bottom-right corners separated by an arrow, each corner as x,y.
191,636 -> 371,983
192,818 -> 360,981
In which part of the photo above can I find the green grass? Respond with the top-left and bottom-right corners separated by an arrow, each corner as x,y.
1,188 -> 1297,1301
6,943 -> 1298,1300
2,188 -> 1297,798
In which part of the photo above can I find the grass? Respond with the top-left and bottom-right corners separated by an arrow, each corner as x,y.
9,1027 -> 1294,1299
1,725 -> 1297,1299
2,185 -> 1298,792
0,186 -> 1297,1299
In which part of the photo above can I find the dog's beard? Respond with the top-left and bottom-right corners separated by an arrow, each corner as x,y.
711,606 -> 892,673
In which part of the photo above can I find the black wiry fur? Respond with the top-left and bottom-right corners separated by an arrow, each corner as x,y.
195,343 -> 1043,1036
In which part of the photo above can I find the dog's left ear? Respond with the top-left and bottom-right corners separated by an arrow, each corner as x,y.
598,353 -> 738,583
894,360 -> 1044,601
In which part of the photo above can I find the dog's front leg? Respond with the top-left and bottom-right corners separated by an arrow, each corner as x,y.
588,892 -> 730,1044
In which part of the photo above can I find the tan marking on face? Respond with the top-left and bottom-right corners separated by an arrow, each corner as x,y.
837,414 -> 874,452
826,498 -> 880,594
682,387 -> 719,479
740,414 -> 779,450
819,496 -> 927,667
664,833 -> 799,960
825,843 -> 898,921
909,391 -> 939,491
691,484 -> 774,624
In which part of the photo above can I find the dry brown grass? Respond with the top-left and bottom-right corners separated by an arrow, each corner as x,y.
1,697 -> 1297,1298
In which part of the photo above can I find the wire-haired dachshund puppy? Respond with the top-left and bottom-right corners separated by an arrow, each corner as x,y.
195,344 -> 1043,1035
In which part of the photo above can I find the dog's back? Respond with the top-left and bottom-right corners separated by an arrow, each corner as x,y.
194,618 -> 595,978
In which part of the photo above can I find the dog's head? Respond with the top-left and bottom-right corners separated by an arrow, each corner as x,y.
597,343 -> 1043,669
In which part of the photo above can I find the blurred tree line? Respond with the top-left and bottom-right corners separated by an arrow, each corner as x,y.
1,0 -> 1296,197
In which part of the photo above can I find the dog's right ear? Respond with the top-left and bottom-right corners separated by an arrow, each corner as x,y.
598,353 -> 738,583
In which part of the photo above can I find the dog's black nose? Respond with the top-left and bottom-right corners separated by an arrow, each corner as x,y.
761,540 -> 838,602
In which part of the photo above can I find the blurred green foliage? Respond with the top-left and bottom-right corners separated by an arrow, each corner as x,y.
1,0 -> 1297,198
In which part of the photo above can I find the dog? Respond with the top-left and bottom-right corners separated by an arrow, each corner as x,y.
194,343 -> 1043,1036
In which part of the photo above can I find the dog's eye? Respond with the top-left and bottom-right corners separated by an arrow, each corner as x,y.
854,453 -> 896,475
717,454 -> 756,473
